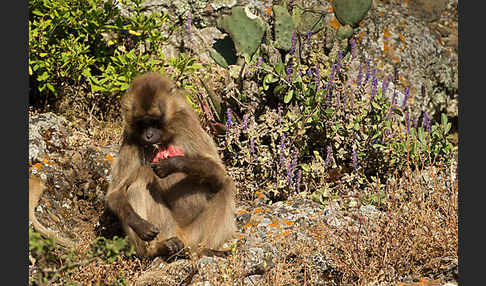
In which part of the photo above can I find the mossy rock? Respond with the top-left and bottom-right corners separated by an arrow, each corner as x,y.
217,6 -> 265,57
332,0 -> 372,27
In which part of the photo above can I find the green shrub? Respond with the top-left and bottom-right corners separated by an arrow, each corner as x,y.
90,236 -> 136,263
29,0 -> 177,116
222,34 -> 455,203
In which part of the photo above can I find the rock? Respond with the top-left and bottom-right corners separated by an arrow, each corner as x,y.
408,0 -> 447,22
347,0 -> 458,121
29,112 -> 70,163
332,0 -> 372,27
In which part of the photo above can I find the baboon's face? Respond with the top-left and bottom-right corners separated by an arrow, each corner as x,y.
123,73 -> 175,146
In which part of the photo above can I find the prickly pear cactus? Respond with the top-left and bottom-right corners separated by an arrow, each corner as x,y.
332,0 -> 372,27
273,5 -> 296,51
217,6 -> 265,57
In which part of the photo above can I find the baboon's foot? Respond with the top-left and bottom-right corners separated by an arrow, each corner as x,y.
131,218 -> 160,241
161,237 -> 185,256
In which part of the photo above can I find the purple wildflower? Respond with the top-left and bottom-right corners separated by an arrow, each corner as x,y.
242,114 -> 248,129
287,149 -> 298,184
413,116 -> 418,128
286,62 -> 293,82
363,60 -> 370,85
279,133 -> 286,166
257,57 -> 263,66
327,86 -> 333,103
226,108 -> 232,130
295,170 -> 301,192
287,160 -> 293,184
298,70 -> 302,77
382,74 -> 392,97
324,146 -> 332,166
401,87 -> 409,109
423,111 -> 431,133
370,68 -> 378,100
306,30 -> 313,47
351,38 -> 356,59
315,65 -> 321,91
352,150 -> 358,172
328,64 -> 336,89
277,105 -> 282,124
307,68 -> 313,78
187,13 -> 192,40
290,32 -> 297,55
356,63 -> 363,86
421,84 -> 426,98
337,50 -> 342,74
391,91 -> 397,107
250,137 -> 255,155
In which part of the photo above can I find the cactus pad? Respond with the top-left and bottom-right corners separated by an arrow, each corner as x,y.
217,6 -> 265,57
273,5 -> 296,51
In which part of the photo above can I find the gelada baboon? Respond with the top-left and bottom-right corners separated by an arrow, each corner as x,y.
29,175 -> 76,248
105,72 -> 236,258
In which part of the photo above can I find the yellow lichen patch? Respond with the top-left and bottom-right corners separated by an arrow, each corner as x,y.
329,16 -> 340,30
383,28 -> 391,39
383,42 -> 390,55
268,220 -> 280,227
328,6 -> 333,12
399,32 -> 405,42
31,162 -> 43,170
396,278 -> 441,286
237,209 -> 249,215
282,219 -> 294,226
42,157 -> 56,165
392,56 -> 401,63
254,207 -> 263,214
379,11 -> 384,17
105,154 -> 115,165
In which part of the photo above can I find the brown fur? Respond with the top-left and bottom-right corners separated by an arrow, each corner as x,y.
105,72 -> 236,258
29,175 -> 76,248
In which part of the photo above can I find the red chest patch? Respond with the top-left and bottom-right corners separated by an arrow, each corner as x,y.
152,145 -> 185,163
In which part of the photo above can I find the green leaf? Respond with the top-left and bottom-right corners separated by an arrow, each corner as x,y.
371,100 -> 381,110
323,109 -> 334,116
445,123 -> 451,134
418,127 -> 425,143
284,89 -> 294,103
441,113 -> 448,127
37,71 -> 49,81
273,84 -> 286,96
275,63 -> 285,77
32,10 -> 44,17
300,163 -> 310,172
46,82 -> 55,93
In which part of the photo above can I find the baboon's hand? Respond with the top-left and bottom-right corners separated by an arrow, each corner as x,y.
151,156 -> 183,178
131,217 -> 160,241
